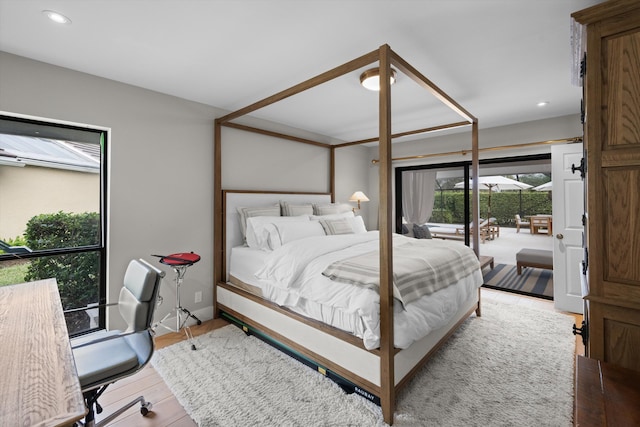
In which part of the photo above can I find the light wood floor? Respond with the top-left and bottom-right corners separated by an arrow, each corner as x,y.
96,289 -> 583,426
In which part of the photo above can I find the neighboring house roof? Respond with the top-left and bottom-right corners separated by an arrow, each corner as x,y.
0,134 -> 100,173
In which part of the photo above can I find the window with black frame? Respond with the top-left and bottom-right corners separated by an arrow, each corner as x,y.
0,114 -> 107,336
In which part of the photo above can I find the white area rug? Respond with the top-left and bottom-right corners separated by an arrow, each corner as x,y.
152,301 -> 575,426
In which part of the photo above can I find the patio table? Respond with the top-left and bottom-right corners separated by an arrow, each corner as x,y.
525,215 -> 552,235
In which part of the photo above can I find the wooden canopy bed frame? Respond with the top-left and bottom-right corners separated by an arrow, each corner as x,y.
213,44 -> 480,425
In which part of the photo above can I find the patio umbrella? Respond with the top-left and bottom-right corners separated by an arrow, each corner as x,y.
455,175 -> 533,219
533,181 -> 553,192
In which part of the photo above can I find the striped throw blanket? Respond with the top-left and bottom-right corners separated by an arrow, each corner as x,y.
322,239 -> 480,308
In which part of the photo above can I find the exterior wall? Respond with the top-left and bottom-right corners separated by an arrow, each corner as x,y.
0,165 -> 99,239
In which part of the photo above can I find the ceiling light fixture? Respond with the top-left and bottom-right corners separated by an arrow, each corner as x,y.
42,10 -> 72,25
359,68 -> 397,91
537,101 -> 550,107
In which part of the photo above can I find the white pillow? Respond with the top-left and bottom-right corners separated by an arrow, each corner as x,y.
280,201 -> 314,216
310,211 -> 354,221
312,203 -> 352,216
237,205 -> 280,241
350,216 -> 367,233
268,220 -> 326,249
246,215 -> 309,250
319,218 -> 354,235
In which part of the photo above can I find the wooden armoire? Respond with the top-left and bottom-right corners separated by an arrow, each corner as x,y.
572,0 -> 640,372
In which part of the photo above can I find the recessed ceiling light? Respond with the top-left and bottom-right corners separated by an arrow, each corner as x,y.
42,10 -> 72,25
537,101 -> 550,107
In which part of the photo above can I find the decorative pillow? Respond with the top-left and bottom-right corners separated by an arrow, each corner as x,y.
237,205 -> 281,242
310,211 -> 354,221
280,201 -> 314,216
402,222 -> 415,237
246,215 -> 309,250
413,223 -> 432,239
320,218 -> 354,235
269,221 -> 326,249
313,203 -> 352,216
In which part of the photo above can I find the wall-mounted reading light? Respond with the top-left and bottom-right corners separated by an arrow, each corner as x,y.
349,191 -> 370,212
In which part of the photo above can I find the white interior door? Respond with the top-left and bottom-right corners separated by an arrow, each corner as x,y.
552,142 -> 584,313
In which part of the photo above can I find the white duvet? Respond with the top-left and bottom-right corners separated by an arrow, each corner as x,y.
250,231 -> 483,350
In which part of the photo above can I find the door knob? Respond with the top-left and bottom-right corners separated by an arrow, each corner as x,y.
556,233 -> 564,239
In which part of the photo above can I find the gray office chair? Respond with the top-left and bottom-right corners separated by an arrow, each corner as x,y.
70,259 -> 165,427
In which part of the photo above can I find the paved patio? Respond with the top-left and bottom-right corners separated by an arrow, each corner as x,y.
429,224 -> 553,266
476,226 -> 553,266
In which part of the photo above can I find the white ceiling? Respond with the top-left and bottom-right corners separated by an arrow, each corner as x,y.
0,0 -> 602,143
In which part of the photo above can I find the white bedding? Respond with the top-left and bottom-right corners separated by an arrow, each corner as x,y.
229,231 -> 483,350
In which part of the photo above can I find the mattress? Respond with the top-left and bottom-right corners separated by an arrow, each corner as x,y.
228,233 -> 483,350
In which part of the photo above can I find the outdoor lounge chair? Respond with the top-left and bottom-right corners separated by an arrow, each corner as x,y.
457,218 -> 495,243
487,217 -> 500,238
515,214 -> 530,233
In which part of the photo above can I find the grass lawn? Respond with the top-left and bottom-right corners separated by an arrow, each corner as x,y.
0,260 -> 30,286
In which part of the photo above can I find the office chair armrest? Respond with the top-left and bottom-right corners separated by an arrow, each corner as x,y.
70,328 -> 151,350
63,302 -> 118,314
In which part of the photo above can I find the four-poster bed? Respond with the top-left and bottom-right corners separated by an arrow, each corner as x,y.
213,44 -> 480,425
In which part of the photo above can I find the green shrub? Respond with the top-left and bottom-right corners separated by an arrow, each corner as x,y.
428,190 -> 552,226
23,211 -> 100,310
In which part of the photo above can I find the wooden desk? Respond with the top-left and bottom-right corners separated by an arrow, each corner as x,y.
0,279 -> 86,426
575,355 -> 640,427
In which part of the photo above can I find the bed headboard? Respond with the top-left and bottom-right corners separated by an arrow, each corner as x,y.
223,191 -> 332,281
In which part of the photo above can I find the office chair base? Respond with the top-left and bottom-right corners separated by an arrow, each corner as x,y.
76,394 -> 152,427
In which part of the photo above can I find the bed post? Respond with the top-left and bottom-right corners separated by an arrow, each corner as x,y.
330,146 -> 336,202
472,120 -> 481,316
213,119 -> 222,318
378,44 -> 395,426
471,120 -> 480,256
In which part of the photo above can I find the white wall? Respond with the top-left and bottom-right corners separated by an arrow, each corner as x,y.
0,51 -> 221,330
0,51 -> 369,330
221,122 -> 371,225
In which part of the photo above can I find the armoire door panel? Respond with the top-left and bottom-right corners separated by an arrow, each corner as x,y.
604,313 -> 640,371
603,30 -> 640,147
603,169 -> 640,284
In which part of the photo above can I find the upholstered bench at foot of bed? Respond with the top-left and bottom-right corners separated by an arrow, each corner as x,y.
516,249 -> 553,275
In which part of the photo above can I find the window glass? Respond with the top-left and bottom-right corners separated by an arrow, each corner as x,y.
0,114 -> 106,336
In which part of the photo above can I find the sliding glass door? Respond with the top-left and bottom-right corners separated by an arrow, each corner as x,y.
395,154 -> 552,251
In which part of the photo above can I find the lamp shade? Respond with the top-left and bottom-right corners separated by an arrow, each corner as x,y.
359,68 -> 397,91
349,191 -> 370,202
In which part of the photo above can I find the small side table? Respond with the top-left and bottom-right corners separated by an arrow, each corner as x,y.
152,252 -> 202,350
479,255 -> 494,270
